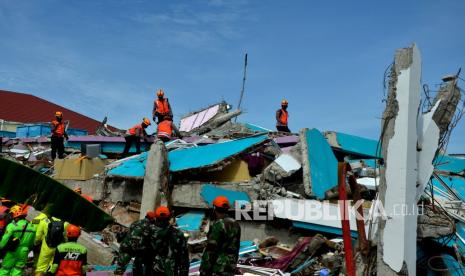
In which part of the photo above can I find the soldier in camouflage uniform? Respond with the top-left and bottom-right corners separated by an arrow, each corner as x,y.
150,206 -> 189,276
199,196 -> 241,276
115,211 -> 157,276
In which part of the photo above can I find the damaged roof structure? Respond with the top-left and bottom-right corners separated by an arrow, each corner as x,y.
1,44 -> 465,275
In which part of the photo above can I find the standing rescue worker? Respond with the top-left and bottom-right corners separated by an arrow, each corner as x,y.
152,89 -> 173,124
0,205 -> 36,276
150,206 -> 189,276
199,196 -> 241,276
157,116 -> 181,143
51,111 -> 69,160
122,118 -> 151,157
50,225 -> 87,276
115,211 -> 157,276
34,214 -> 67,276
276,100 -> 291,133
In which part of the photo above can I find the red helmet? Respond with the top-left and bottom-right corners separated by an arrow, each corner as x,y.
155,206 -> 171,219
66,224 -> 81,238
213,196 -> 230,209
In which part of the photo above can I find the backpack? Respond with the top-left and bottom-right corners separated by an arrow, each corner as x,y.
45,220 -> 64,248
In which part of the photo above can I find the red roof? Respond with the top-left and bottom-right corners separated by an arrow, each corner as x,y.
0,90 -> 112,134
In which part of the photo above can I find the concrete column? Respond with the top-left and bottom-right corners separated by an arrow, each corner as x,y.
139,140 -> 169,219
377,44 -> 421,275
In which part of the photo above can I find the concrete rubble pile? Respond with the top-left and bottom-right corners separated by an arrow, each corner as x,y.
1,44 -> 465,275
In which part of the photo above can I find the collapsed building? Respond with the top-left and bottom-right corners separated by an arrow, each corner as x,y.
1,44 -> 465,275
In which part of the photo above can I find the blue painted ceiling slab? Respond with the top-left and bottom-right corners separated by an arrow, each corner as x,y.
176,211 -> 205,232
168,135 -> 268,172
200,184 -> 250,208
306,128 -> 338,199
107,135 -> 269,177
334,132 -> 382,159
245,123 -> 271,133
107,153 -> 148,178
432,176 -> 465,201
435,155 -> 465,173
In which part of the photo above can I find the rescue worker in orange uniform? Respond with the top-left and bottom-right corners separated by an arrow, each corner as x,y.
152,89 -> 173,124
51,111 -> 69,160
157,115 -> 181,143
50,224 -> 88,276
122,118 -> 151,157
276,100 -> 291,133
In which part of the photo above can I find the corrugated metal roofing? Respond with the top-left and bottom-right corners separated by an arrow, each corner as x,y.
0,90 -> 108,134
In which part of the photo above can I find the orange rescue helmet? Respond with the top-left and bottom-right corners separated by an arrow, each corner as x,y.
146,211 -> 156,220
143,118 -> 151,126
155,206 -> 171,219
281,99 -> 288,106
74,187 -> 82,194
55,111 -> 63,118
156,89 -> 165,97
66,224 -> 81,238
213,196 -> 230,209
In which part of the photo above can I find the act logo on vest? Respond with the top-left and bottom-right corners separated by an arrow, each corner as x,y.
64,252 -> 81,260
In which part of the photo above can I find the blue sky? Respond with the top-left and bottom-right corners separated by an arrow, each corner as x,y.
1,0 -> 464,152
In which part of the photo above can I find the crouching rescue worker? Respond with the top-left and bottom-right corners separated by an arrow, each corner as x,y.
157,116 -> 181,143
150,206 -> 189,276
199,196 -> 241,276
115,211 -> 157,276
51,111 -> 69,160
122,118 -> 151,157
276,100 -> 291,133
50,224 -> 87,276
152,89 -> 173,124
0,205 -> 36,276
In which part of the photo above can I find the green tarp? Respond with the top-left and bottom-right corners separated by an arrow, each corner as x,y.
0,158 -> 114,231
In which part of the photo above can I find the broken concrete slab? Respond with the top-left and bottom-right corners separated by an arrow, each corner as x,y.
172,182 -> 255,209
200,184 -> 251,208
325,131 -> 382,159
140,140 -> 169,218
377,44 -> 421,276
176,211 -> 205,232
107,135 -> 269,178
300,128 -> 338,199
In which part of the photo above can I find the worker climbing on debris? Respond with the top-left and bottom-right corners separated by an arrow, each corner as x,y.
34,213 -> 67,276
157,115 -> 181,143
276,99 -> 291,133
199,196 -> 241,276
150,206 -> 189,276
153,89 -> 173,124
0,205 -> 35,276
122,118 -> 151,157
51,111 -> 69,160
50,224 -> 87,276
73,187 -> 93,202
115,211 -> 157,276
